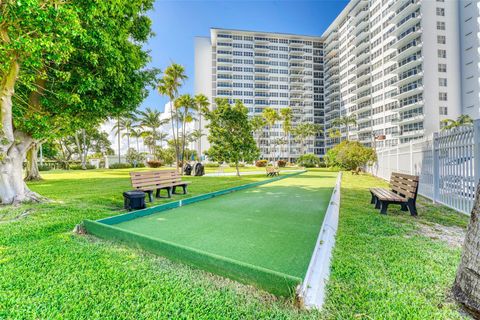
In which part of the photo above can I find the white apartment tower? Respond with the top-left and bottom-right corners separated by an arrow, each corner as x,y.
323,0 -> 461,149
195,29 -> 325,159
195,0 -> 471,157
460,0 -> 480,120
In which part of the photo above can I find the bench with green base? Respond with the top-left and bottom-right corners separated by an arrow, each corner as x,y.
130,170 -> 191,202
369,172 -> 419,216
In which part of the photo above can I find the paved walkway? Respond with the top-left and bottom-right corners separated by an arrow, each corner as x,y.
204,169 -> 303,176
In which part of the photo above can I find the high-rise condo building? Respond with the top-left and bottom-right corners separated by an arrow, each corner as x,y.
195,0 -> 473,158
195,29 -> 324,160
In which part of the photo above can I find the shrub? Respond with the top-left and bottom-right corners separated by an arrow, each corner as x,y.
255,160 -> 268,167
204,163 -> 220,167
38,165 -> 51,171
229,163 -> 245,167
126,148 -> 146,165
325,140 -> 376,170
70,164 -> 96,170
109,163 -> 132,169
297,154 -> 321,168
277,160 -> 287,167
146,160 -> 163,168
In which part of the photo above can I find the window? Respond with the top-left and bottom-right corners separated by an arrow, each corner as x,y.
437,21 -> 445,30
438,49 -> 446,58
439,106 -> 448,115
437,35 -> 446,44
439,92 -> 447,101
439,78 -> 447,87
438,64 -> 447,72
436,7 -> 445,16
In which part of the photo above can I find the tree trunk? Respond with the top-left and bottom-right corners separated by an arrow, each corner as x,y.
453,184 -> 480,318
0,132 -> 43,204
235,161 -> 240,177
25,143 -> 42,181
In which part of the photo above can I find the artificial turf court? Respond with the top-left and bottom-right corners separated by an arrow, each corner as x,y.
84,171 -> 338,296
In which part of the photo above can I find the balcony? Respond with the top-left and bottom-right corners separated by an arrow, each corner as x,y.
395,12 -> 422,36
396,85 -> 423,100
392,26 -> 422,49
399,113 -> 424,125
399,99 -> 423,111
396,41 -> 422,61
394,55 -> 422,74
392,0 -> 421,25
400,128 -> 424,138
396,69 -> 423,87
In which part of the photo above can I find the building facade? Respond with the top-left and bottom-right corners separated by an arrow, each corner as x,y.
194,29 -> 325,160
195,0 -> 472,158
322,0 -> 461,149
460,0 -> 480,120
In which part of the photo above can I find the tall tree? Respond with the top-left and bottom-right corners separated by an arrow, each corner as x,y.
204,99 -> 259,176
137,107 -> 167,160
158,63 -> 187,173
193,94 -> 210,160
262,107 -> 280,163
293,123 -> 323,155
454,185 -> 480,318
0,0 -> 156,204
280,107 -> 293,163
250,115 -> 266,153
111,116 -> 135,163
332,115 -> 357,140
441,115 -> 473,131
175,94 -> 195,174
130,128 -> 143,153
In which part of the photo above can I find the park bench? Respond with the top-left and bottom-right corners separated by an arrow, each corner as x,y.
266,167 -> 280,177
130,170 -> 191,202
369,172 -> 419,215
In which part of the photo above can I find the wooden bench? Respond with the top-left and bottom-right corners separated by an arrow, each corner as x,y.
130,170 -> 191,202
369,172 -> 419,215
266,167 -> 279,177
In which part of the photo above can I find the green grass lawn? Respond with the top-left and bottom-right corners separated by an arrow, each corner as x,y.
0,168 -> 470,319
322,172 -> 469,319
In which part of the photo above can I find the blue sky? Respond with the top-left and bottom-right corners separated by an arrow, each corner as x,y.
141,0 -> 349,112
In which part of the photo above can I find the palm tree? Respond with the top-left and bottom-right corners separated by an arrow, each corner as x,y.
293,123 -> 323,155
188,129 -> 205,161
137,107 -> 166,159
174,94 -> 195,174
332,115 -> 357,140
441,115 -> 473,131
158,63 -> 187,173
262,107 -> 280,164
194,94 -> 210,160
250,115 -> 266,153
112,115 -> 136,162
280,107 -> 293,163
129,128 -> 143,153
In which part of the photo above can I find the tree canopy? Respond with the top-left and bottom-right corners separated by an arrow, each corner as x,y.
204,99 -> 259,176
0,0 -> 157,203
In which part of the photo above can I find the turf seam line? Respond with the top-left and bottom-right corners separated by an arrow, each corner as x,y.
96,170 -> 306,225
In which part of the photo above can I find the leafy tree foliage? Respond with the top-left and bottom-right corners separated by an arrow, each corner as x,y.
204,99 -> 259,176
0,0 -> 157,203
325,140 -> 376,171
297,154 -> 321,168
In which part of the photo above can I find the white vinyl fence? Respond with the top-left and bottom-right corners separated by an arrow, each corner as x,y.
367,120 -> 480,215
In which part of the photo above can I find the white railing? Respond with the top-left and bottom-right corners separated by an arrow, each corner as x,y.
367,119 -> 480,215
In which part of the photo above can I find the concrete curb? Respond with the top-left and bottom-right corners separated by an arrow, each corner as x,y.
299,171 -> 342,309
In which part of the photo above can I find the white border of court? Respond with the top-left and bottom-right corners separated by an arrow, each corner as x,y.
299,171 -> 342,309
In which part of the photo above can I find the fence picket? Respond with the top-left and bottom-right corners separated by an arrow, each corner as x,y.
366,119 -> 480,215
